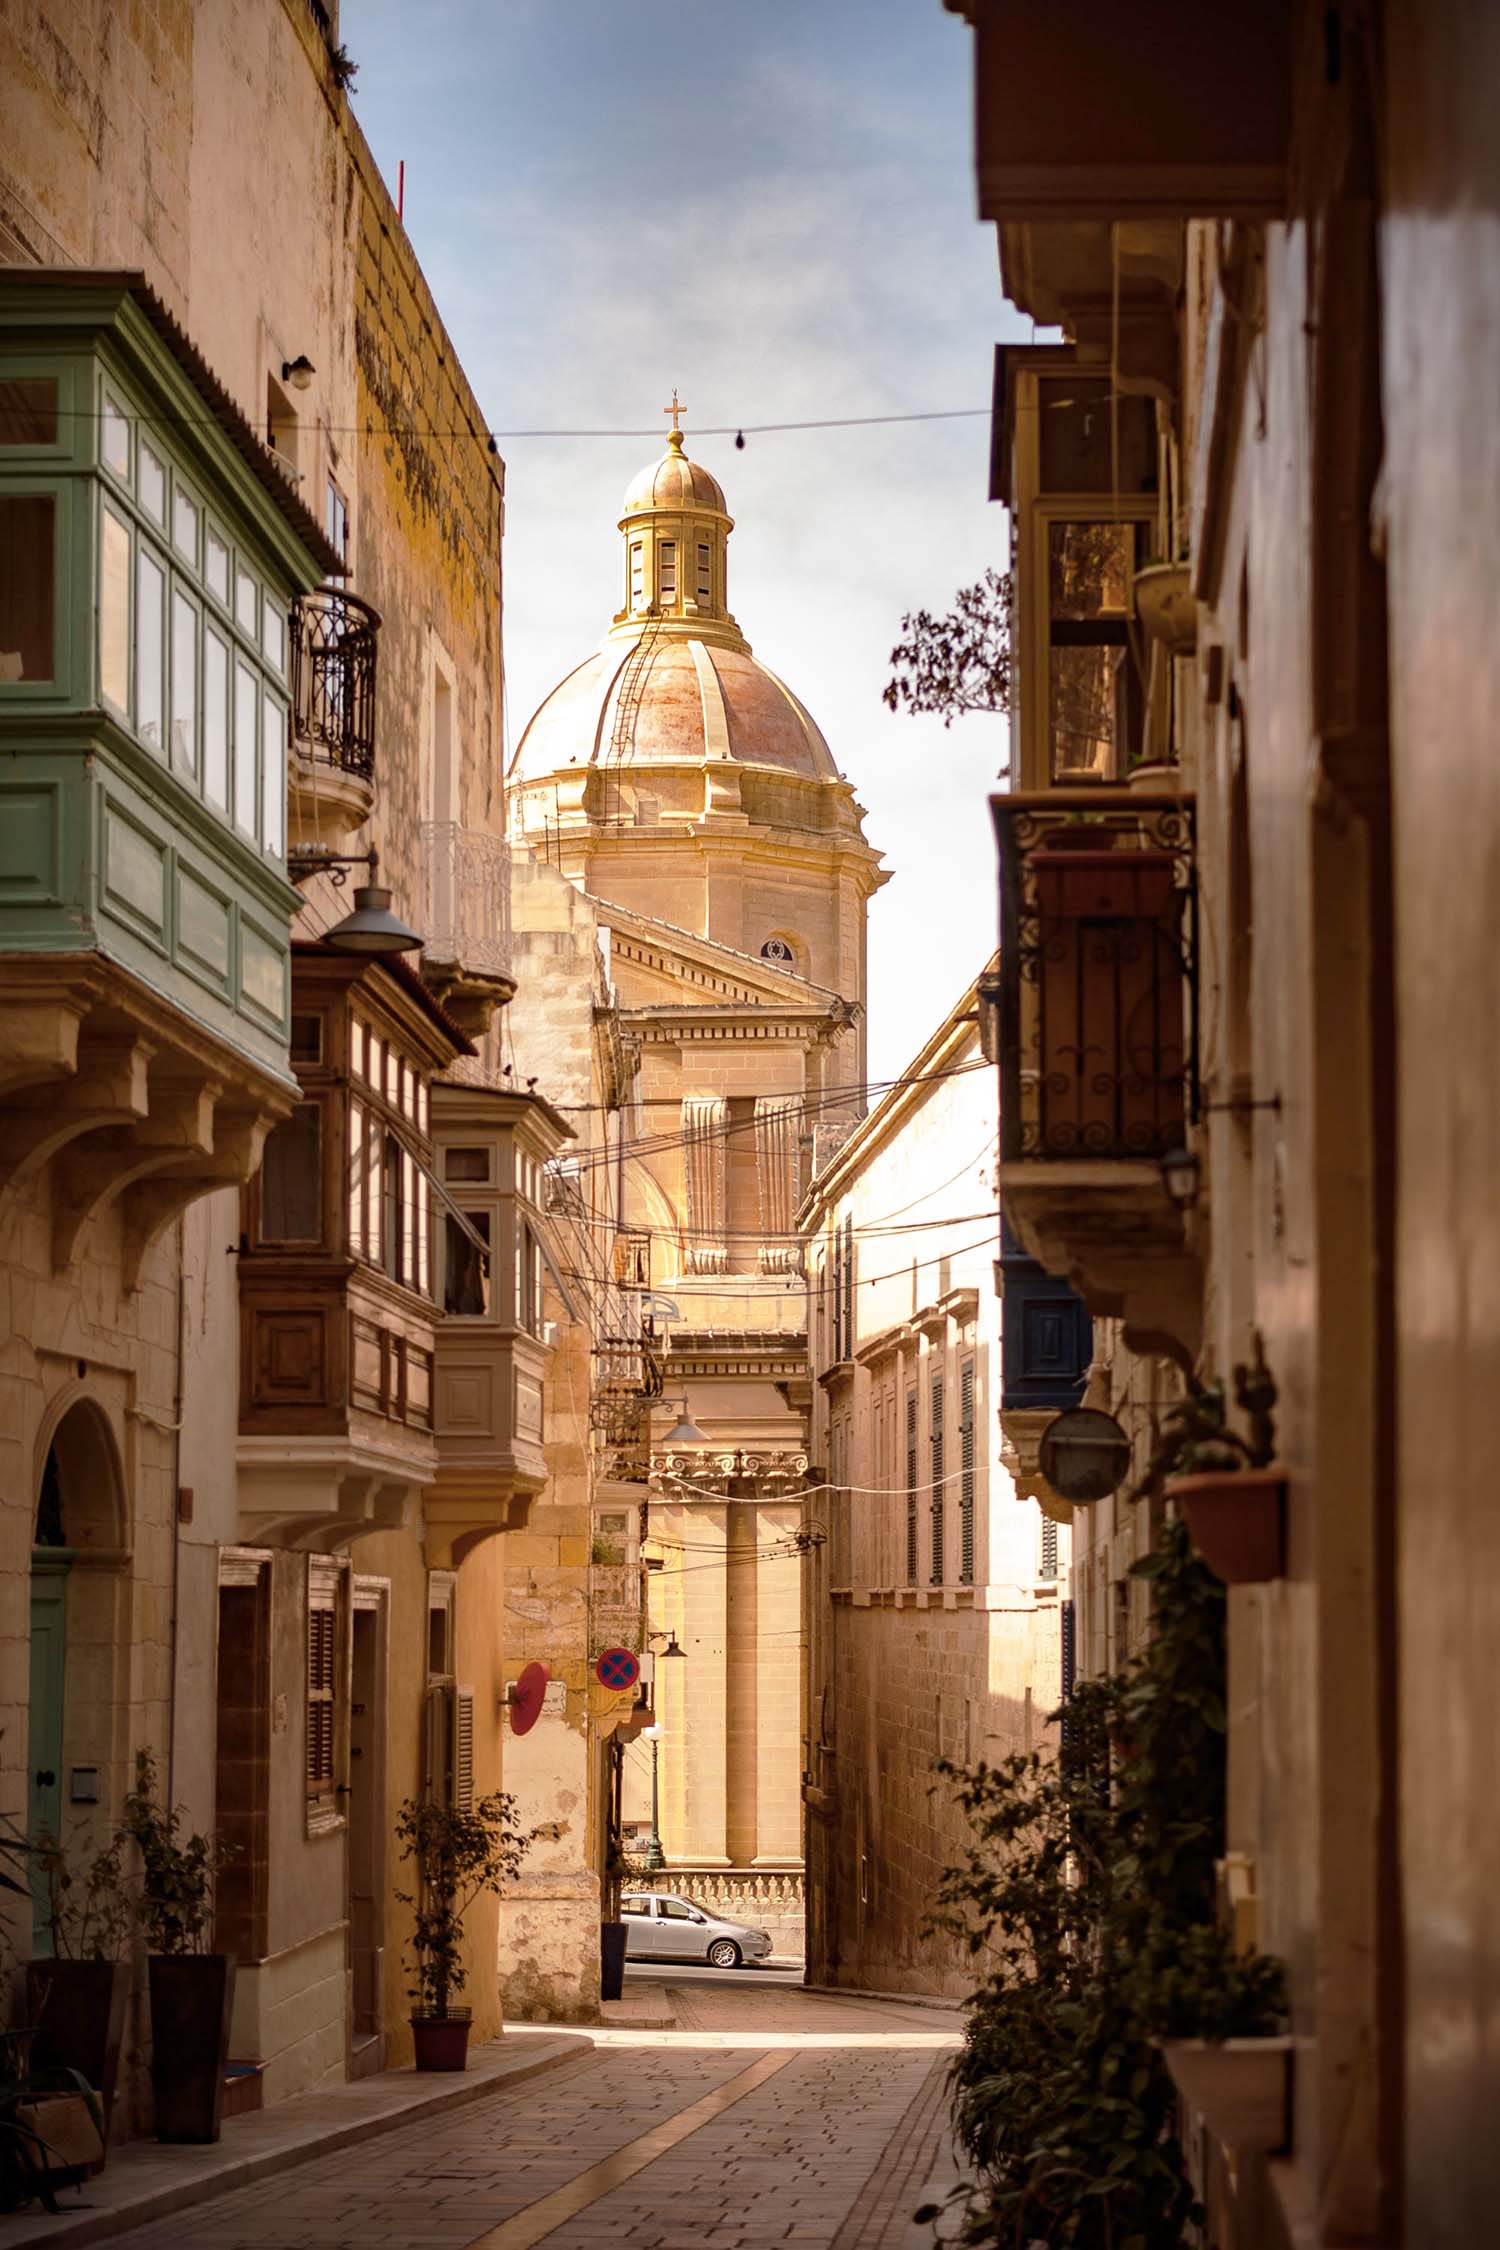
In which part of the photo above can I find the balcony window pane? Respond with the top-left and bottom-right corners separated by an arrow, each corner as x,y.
262,693 -> 286,858
204,627 -> 229,809
260,1102 -> 322,1242
262,600 -> 285,676
443,1209 -> 490,1316
367,1032 -> 383,1097
348,1098 -> 365,1257
233,658 -> 258,834
139,442 -> 165,524
0,378 -> 58,446
235,564 -> 257,636
206,525 -> 229,606
136,548 -> 164,750
418,1173 -> 429,1294
172,482 -> 199,565
1047,520 -> 1138,783
445,1147 -> 489,1183
170,588 -> 199,777
351,1017 -> 366,1081
99,505 -> 130,709
101,394 -> 130,480
366,1114 -> 382,1265
0,495 -> 55,685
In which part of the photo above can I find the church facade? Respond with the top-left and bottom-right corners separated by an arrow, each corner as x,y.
509,414 -> 885,1900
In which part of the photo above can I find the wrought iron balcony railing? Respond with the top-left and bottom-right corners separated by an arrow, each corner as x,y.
289,587 -> 379,780
993,791 -> 1197,1164
422,821 -> 511,981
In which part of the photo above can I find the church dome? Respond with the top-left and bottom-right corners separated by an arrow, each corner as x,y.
621,431 -> 727,518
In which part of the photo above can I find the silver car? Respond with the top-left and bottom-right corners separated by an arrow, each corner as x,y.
621,1890 -> 773,1968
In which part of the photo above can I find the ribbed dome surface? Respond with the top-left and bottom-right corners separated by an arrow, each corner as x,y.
512,633 -> 838,782
620,437 -> 727,519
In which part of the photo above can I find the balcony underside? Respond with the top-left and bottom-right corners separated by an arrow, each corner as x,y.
1003,1159 -> 1200,1361
422,1461 -> 546,1569
0,954 -> 294,1287
236,1428 -> 434,1550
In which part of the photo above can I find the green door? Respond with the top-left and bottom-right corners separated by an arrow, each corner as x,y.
28,1553 -> 72,1955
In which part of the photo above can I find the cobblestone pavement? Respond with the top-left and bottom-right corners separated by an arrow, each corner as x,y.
108,1978 -> 966,2250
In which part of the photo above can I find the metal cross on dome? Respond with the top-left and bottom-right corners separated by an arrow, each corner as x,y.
663,388 -> 686,435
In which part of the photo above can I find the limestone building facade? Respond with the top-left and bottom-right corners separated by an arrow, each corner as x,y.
509,423 -> 885,1912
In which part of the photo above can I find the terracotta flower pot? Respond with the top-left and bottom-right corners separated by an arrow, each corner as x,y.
148,1954 -> 236,2143
26,1958 -> 129,2129
1133,560 -> 1197,655
1166,1467 -> 1287,1583
411,2012 -> 471,2072
1160,2034 -> 1293,2153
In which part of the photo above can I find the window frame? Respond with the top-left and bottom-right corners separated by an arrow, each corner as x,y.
305,1558 -> 347,1836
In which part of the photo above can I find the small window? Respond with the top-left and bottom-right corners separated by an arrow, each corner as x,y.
136,548 -> 164,748
0,495 -> 55,684
233,660 -> 258,834
289,1014 -> 323,1066
350,1017 -> 367,1081
172,483 -> 199,565
660,1898 -> 697,1921
100,394 -> 130,481
262,694 -> 286,858
139,442 -> 165,524
444,1147 -> 490,1183
234,564 -> 257,636
0,378 -> 58,447
259,1102 -> 322,1242
170,588 -> 198,776
325,478 -> 348,568
697,542 -> 711,601
621,1897 -> 650,1917
99,506 -> 130,709
427,1573 -> 455,1681
444,1210 -> 490,1317
203,627 -> 229,809
1047,520 -> 1142,783
205,525 -> 230,607
658,540 -> 677,602
262,601 -> 285,676
760,936 -> 794,966
630,541 -> 644,608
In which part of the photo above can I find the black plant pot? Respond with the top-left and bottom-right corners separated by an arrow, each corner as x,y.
600,1921 -> 628,2003
147,1954 -> 236,2144
26,1959 -> 130,2128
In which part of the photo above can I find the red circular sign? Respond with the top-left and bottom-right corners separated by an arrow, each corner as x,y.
595,1647 -> 640,1692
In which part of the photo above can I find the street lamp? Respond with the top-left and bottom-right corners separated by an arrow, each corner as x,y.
287,846 -> 423,960
660,1397 -> 709,1448
641,1724 -> 665,1871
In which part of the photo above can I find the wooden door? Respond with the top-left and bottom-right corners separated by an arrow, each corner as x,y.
28,1555 -> 71,1953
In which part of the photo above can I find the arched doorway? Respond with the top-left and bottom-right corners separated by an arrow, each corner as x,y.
29,1398 -> 127,1953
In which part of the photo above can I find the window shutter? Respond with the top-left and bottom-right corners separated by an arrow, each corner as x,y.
929,1372 -> 945,1585
454,1687 -> 475,1814
306,1602 -> 336,1796
424,1682 -> 454,1807
959,1360 -> 975,1585
904,1389 -> 919,1585
1040,1515 -> 1059,1581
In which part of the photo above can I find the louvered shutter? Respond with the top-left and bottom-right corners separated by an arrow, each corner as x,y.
306,1602 -> 336,1798
424,1682 -> 454,1807
905,1389 -> 919,1585
454,1688 -> 475,1814
929,1371 -> 945,1585
959,1360 -> 975,1585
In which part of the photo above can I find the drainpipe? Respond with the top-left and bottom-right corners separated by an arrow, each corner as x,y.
166,1215 -> 187,1806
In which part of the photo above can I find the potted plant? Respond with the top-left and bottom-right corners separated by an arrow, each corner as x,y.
1158,1340 -> 1287,1583
120,1750 -> 238,2143
396,1790 -> 533,2070
27,1827 -> 133,2134
0,2026 -> 105,2216
1147,1923 -> 1292,2155
1133,556 -> 1196,656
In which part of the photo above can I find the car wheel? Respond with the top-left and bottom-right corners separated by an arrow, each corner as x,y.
707,1938 -> 742,1969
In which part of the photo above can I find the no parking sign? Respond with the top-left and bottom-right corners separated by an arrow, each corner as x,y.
595,1646 -> 640,1692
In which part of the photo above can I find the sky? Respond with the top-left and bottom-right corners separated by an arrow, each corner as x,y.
348,0 -> 1029,1086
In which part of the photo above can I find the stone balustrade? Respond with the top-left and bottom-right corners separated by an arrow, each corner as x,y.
638,1866 -> 806,1957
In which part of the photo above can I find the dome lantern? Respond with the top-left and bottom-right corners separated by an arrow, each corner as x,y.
615,392 -> 737,638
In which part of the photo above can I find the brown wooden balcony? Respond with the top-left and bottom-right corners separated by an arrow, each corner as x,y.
992,790 -> 1200,1352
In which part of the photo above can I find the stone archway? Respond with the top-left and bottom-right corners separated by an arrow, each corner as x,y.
29,1395 -> 128,1952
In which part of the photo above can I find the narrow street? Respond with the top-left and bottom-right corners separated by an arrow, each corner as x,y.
107,1977 -> 963,2250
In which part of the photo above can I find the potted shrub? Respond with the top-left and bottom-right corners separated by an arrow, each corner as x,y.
27,1827 -> 133,2133
1159,1340 -> 1288,1584
120,1751 -> 238,2144
1147,1924 -> 1292,2155
396,1791 -> 533,2071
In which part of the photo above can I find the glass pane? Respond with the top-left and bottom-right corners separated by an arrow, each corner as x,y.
203,628 -> 229,808
259,1103 -> 322,1242
0,495 -> 55,685
368,1032 -> 383,1096
235,565 -> 257,635
418,1080 -> 428,1132
348,1099 -> 365,1257
206,527 -> 229,605
443,1210 -> 490,1316
136,549 -> 164,749
262,599 -> 285,674
170,589 -> 198,776
351,1017 -> 366,1081
172,483 -> 199,564
139,443 -> 165,524
444,1147 -> 489,1182
101,394 -> 130,479
1050,645 -> 1124,780
366,1116 -> 383,1265
1048,521 -> 1133,619
233,659 -> 258,833
99,505 -> 130,708
0,378 -> 58,446
1047,521 -> 1137,783
1038,380 -> 1157,496
261,694 -> 285,858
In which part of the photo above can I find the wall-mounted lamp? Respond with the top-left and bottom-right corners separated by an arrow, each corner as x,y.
1159,1145 -> 1201,1211
281,355 -> 316,392
649,1630 -> 687,1662
659,1397 -> 709,1448
288,846 -> 423,958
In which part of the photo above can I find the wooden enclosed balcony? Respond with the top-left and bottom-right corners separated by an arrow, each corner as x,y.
992,791 -> 1200,1352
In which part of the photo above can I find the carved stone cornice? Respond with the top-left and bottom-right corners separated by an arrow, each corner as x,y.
650,1448 -> 810,1498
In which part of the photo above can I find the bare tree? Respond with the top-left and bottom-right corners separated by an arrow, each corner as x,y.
883,567 -> 1012,730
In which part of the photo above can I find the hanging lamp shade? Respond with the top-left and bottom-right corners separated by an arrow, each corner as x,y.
661,1403 -> 709,1448
656,1632 -> 686,1661
322,881 -> 423,958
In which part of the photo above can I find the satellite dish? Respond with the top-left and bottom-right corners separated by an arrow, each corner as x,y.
508,1661 -> 549,1736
